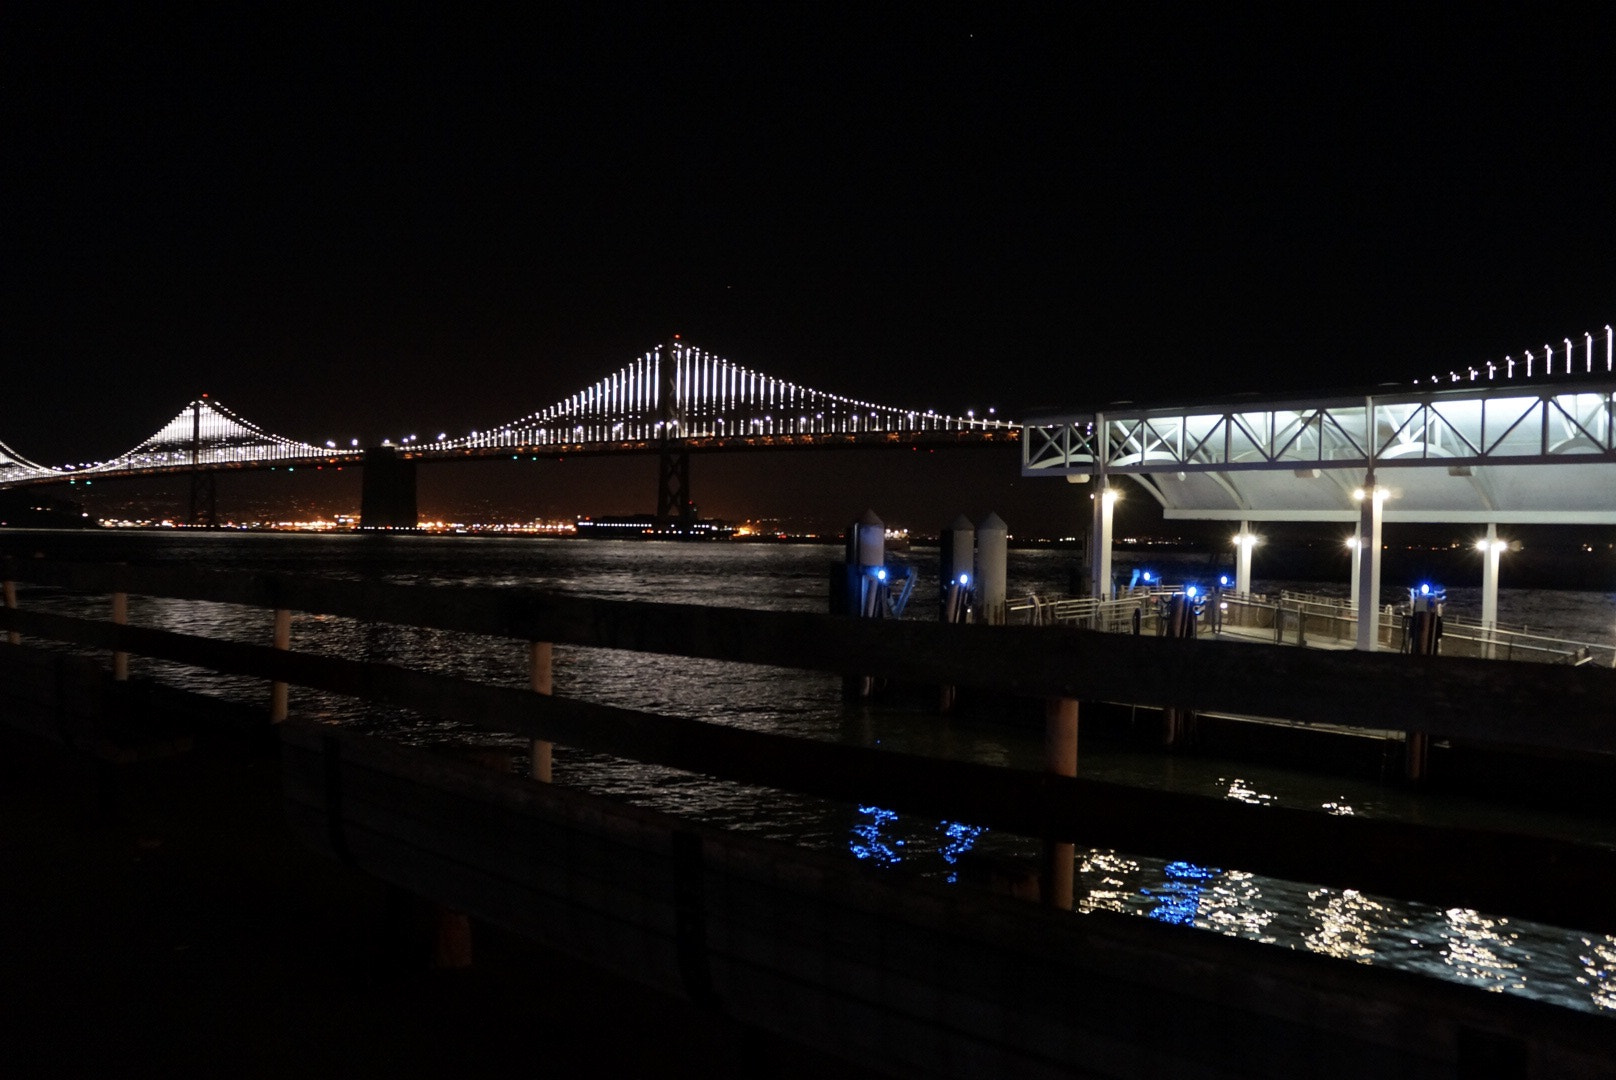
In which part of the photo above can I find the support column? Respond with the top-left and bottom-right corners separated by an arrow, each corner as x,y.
1088,415 -> 1112,600
975,512 -> 1007,626
1234,521 -> 1256,596
655,449 -> 693,529
1348,526 -> 1363,598
939,514 -> 976,622
359,447 -> 418,530
655,336 -> 693,531
186,399 -> 218,528
187,470 -> 218,528
1353,474 -> 1384,652
1480,523 -> 1501,634
1090,483 -> 1115,600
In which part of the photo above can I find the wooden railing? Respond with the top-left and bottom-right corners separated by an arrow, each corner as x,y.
5,556 -> 1615,919
5,556 -> 1616,1077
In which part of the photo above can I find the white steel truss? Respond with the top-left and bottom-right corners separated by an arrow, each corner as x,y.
1024,379 -> 1616,524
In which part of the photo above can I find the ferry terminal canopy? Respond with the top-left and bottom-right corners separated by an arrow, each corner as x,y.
1021,377 -> 1616,525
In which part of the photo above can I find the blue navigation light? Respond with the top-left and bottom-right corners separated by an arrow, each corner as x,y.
1185,585 -> 1199,598
1142,570 -> 1154,583
957,573 -> 970,586
1219,574 -> 1230,587
876,567 -> 888,582
1420,583 -> 1431,595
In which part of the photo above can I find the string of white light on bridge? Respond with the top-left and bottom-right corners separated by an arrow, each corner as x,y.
429,340 -> 1011,450
0,342 -> 1014,487
0,438 -> 59,485
1424,325 -> 1614,385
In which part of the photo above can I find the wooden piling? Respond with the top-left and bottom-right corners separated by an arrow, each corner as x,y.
269,608 -> 291,723
1041,696 -> 1078,909
1163,595 -> 1197,748
529,641 -> 553,782
1405,607 -> 1439,781
111,590 -> 129,682
430,906 -> 474,968
2,574 -> 18,646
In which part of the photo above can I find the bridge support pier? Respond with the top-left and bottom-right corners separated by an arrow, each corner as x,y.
188,470 -> 218,528
360,447 -> 418,530
655,448 -> 693,531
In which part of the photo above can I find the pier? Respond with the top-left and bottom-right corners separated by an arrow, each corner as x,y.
4,556 -> 1616,1077
1023,356 -> 1615,659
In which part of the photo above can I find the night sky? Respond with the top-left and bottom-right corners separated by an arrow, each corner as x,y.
3,4 -> 1612,532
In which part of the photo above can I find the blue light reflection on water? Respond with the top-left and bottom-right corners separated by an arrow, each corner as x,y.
1144,861 -> 1222,926
850,805 -> 986,884
851,806 -> 904,865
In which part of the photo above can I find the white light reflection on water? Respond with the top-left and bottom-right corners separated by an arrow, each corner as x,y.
5,532 -> 1615,1016
1442,908 -> 1526,992
1580,938 -> 1616,1010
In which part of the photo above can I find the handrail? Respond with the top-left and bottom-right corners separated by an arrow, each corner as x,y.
1011,584 -> 1615,667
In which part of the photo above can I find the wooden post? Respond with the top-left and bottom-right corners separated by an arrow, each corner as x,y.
431,906 -> 474,969
1041,696 -> 1078,909
1405,604 -> 1439,781
3,573 -> 18,646
530,641 -> 553,782
111,591 -> 129,681
269,608 -> 291,723
1163,595 -> 1197,748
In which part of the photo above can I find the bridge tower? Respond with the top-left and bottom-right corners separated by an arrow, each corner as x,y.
187,399 -> 218,528
359,446 -> 418,529
655,336 -> 694,531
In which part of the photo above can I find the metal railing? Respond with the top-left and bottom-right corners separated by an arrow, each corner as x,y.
1008,586 -> 1616,666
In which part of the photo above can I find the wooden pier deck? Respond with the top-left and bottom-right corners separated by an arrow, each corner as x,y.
0,720 -> 881,1079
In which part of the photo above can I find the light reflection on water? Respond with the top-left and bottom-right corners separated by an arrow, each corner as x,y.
5,530 -> 1616,1016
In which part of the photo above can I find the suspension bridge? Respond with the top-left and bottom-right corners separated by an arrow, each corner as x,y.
0,339 -> 1016,528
